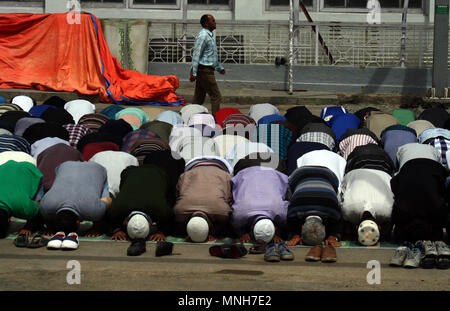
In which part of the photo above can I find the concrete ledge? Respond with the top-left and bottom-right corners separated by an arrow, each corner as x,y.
0,89 -> 99,103
149,63 -> 438,96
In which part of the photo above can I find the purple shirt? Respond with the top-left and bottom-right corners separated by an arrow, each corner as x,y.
230,166 -> 289,236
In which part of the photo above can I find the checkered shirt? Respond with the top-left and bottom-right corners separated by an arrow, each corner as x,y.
191,28 -> 224,76
63,124 -> 93,148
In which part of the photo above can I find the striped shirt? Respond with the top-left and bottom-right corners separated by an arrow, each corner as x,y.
0,134 -> 31,154
191,28 -> 224,76
251,123 -> 293,160
297,132 -> 335,151
429,137 -> 450,169
338,134 -> 378,160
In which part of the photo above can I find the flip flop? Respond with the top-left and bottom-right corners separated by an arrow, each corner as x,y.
27,232 -> 50,249
209,243 -> 247,259
13,234 -> 28,248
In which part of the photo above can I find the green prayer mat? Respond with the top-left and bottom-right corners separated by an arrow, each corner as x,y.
6,218 -> 400,249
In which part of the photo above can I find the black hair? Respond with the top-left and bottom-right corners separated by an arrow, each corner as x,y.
0,209 -> 9,239
55,210 -> 79,234
200,14 -> 210,27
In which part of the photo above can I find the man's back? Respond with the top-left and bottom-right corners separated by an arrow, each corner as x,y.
40,161 -> 108,221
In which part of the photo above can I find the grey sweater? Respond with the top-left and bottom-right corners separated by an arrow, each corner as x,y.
39,161 -> 109,221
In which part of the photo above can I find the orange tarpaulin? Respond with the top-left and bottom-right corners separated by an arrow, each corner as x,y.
0,12 -> 183,105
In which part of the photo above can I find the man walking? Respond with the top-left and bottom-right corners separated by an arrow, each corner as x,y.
190,14 -> 225,116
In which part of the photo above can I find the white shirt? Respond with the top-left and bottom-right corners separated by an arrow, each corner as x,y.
180,104 -> 208,124
212,134 -> 250,158
225,141 -> 274,169
296,150 -> 347,187
340,168 -> 393,224
0,151 -> 36,166
89,151 -> 139,197
64,99 -> 96,123
396,143 -> 442,170
31,137 -> 70,159
248,103 -> 279,124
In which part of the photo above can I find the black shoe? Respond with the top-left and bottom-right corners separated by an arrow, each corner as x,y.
127,239 -> 146,256
155,241 -> 173,257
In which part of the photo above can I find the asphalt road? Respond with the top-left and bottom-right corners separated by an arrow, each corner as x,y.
0,239 -> 449,292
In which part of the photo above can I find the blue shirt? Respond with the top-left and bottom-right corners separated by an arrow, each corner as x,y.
191,28 -> 224,76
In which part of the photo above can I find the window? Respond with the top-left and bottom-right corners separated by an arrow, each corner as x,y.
266,0 -> 313,10
80,0 -> 126,8
0,0 -> 44,7
130,0 -> 180,8
188,0 -> 230,5
187,0 -> 232,9
134,0 -> 177,4
323,0 -> 422,9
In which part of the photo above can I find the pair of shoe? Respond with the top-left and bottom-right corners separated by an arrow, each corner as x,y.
209,242 -> 248,259
305,245 -> 336,263
47,232 -> 79,250
127,239 -> 146,256
14,232 -> 49,248
264,242 -> 295,262
416,240 -> 450,269
390,245 -> 419,268
249,239 -> 267,254
390,241 -> 450,269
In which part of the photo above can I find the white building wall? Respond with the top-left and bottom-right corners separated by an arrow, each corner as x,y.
0,0 -> 440,24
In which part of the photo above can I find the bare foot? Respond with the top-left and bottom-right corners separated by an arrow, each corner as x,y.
273,235 -> 283,243
14,229 -> 32,236
325,236 -> 341,247
286,235 -> 302,246
207,235 -> 216,242
84,229 -> 102,238
239,233 -> 251,243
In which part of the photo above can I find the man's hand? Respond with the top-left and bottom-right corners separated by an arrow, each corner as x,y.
101,197 -> 112,209
219,69 -> 225,75
149,232 -> 166,242
111,230 -> 127,241
190,74 -> 196,82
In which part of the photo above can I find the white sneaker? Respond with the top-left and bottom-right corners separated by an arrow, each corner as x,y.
61,232 -> 79,250
358,220 -> 380,246
389,246 -> 409,267
47,232 -> 66,250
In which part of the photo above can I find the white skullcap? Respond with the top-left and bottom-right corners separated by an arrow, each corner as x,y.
127,214 -> 150,239
253,219 -> 275,243
11,95 -> 34,112
186,216 -> 209,242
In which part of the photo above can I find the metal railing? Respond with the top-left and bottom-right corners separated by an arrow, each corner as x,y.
148,20 -> 443,68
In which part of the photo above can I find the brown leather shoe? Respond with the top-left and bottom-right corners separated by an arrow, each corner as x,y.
305,245 -> 323,262
321,245 -> 337,263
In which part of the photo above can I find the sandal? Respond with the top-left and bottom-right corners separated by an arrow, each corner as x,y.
13,234 -> 28,248
209,242 -> 247,259
249,239 -> 267,254
27,232 -> 50,248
